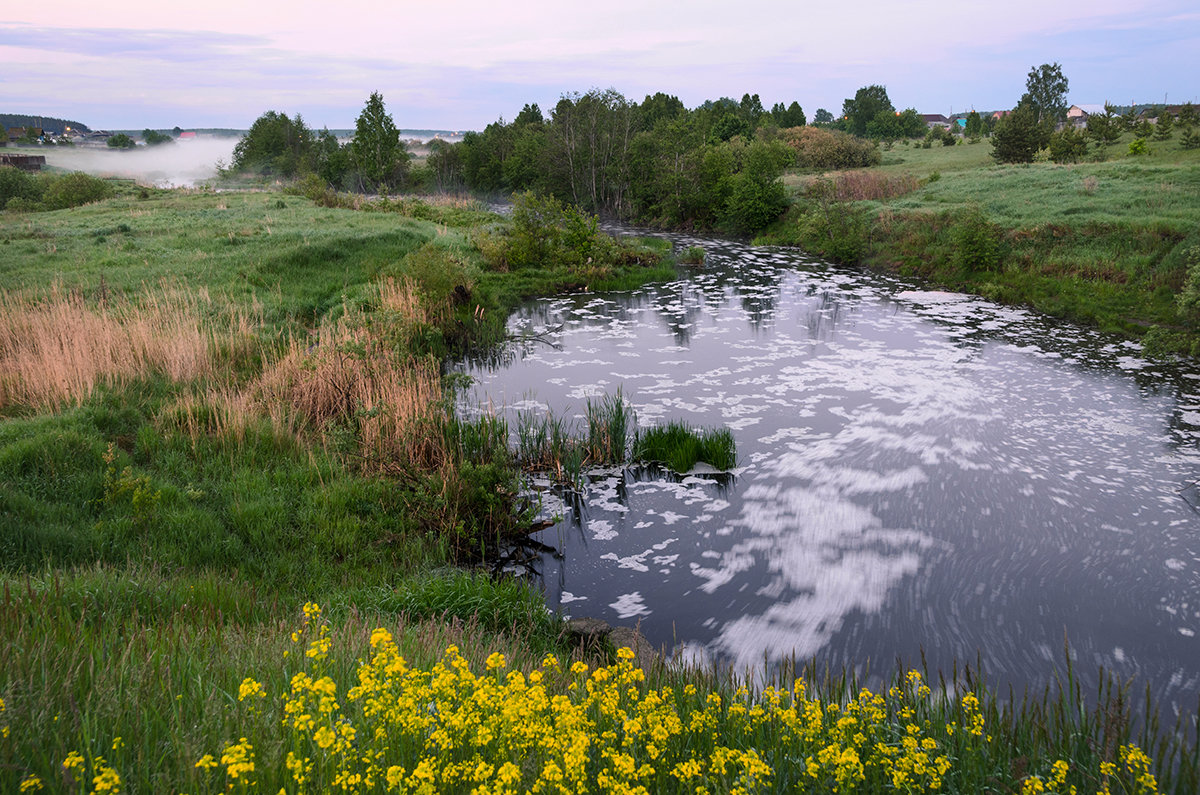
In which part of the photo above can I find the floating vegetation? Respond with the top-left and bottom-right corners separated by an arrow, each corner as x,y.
633,421 -> 737,472
679,245 -> 706,265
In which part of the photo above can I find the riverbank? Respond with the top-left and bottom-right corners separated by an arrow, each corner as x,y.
762,132 -> 1200,353
2,184 -> 1198,792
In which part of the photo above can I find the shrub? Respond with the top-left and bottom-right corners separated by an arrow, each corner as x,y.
678,245 -> 706,265
1182,126 -> 1200,150
1048,127 -> 1089,163
0,165 -> 45,208
1176,246 -> 1200,325
953,209 -> 1004,271
40,172 -> 114,210
1128,138 -> 1149,156
792,177 -> 871,263
504,191 -> 611,269
722,140 -> 790,235
779,126 -> 881,169
106,133 -> 136,149
5,196 -> 39,212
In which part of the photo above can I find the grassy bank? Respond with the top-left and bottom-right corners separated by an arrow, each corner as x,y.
2,182 -> 1198,792
763,133 -> 1200,346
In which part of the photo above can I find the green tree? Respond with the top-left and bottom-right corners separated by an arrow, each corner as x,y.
350,92 -> 408,192
842,85 -> 894,137
710,112 -> 751,143
106,133 -> 136,149
1086,104 -> 1123,147
964,111 -> 983,138
990,102 -> 1043,163
739,93 -> 765,126
314,128 -> 350,188
142,129 -> 173,146
781,101 -> 806,127
1020,63 -> 1070,127
231,111 -> 315,177
427,139 -> 463,192
813,108 -> 834,125
1047,126 -> 1088,163
1153,111 -> 1174,140
638,93 -> 686,130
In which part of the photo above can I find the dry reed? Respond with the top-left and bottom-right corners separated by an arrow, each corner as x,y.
0,285 -> 218,409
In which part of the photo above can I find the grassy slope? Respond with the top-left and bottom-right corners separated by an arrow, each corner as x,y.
773,134 -> 1200,337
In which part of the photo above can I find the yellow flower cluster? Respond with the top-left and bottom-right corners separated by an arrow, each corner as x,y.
59,750 -> 123,794
162,603 -> 1169,794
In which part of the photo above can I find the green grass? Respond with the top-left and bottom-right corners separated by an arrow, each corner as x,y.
633,421 -> 738,472
767,131 -> 1200,342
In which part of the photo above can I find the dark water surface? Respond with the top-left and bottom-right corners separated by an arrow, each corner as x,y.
456,234 -> 1200,711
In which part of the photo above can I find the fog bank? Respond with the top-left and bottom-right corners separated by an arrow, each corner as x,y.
40,139 -> 237,187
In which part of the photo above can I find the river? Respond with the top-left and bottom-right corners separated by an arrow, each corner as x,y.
456,232 -> 1200,712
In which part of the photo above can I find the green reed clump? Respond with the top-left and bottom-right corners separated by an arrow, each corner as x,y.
585,389 -> 633,465
679,245 -> 707,265
515,396 -> 736,483
516,410 -> 585,485
633,421 -> 737,472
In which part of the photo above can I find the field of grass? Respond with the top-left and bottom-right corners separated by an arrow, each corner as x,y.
2,182 -> 1198,792
767,132 -> 1200,342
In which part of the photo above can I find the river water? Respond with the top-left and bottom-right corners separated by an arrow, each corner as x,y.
456,233 -> 1200,711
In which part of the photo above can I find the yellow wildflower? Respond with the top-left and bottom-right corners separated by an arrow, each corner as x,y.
314,725 -> 336,749
238,677 -> 266,702
19,774 -> 43,792
91,759 -> 121,794
221,737 -> 255,780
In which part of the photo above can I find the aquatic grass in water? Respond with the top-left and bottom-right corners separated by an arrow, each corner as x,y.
512,392 -> 735,483
633,421 -> 737,472
585,388 -> 632,465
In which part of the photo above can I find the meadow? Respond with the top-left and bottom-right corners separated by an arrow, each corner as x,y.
767,132 -> 1200,341
1,177 -> 1198,792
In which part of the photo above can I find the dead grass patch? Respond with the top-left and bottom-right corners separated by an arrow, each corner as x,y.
0,285 -> 224,409
832,170 -> 921,201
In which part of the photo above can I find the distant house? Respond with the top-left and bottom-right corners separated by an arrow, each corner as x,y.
991,110 -> 1012,121
178,131 -> 197,140
920,113 -> 949,128
1066,104 -> 1107,127
7,126 -> 44,143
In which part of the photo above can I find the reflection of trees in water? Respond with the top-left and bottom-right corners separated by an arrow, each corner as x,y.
803,290 -> 845,342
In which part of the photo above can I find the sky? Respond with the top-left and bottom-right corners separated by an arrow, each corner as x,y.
2,1 -> 1198,131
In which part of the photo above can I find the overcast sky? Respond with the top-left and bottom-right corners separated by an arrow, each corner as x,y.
2,1 -> 1198,131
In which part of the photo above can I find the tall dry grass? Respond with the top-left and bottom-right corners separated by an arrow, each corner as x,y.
379,276 -> 436,324
0,285 -> 231,410
253,300 -> 450,473
832,170 -> 921,201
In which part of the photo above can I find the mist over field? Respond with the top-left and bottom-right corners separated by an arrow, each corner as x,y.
40,138 -> 237,187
